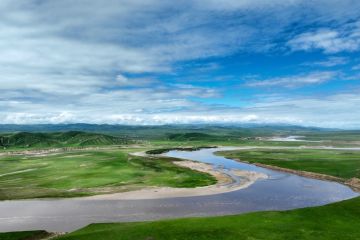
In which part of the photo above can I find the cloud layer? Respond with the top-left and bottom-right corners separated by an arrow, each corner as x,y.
1,0 -> 360,128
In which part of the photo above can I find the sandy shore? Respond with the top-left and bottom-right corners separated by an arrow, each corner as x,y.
80,160 -> 267,200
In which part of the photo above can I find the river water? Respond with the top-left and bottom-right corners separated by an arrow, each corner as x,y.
0,147 -> 358,232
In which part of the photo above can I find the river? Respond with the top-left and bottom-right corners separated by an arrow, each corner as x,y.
0,147 -> 358,232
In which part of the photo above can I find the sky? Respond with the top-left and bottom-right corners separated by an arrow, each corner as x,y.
1,0 -> 360,128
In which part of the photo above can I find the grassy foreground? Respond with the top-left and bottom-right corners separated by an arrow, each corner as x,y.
54,196 -> 360,240
219,148 -> 360,179
0,149 -> 215,200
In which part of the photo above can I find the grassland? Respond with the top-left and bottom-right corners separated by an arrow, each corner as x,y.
0,131 -> 130,150
53,196 -> 360,240
218,148 -> 360,179
0,149 -> 215,200
149,131 -> 360,148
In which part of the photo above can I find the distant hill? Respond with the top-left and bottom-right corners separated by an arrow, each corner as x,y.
0,131 -> 130,149
167,132 -> 218,141
0,123 -> 330,136
0,124 -> 358,141
0,123 -> 327,133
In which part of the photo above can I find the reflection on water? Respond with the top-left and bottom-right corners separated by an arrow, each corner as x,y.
0,147 -> 358,232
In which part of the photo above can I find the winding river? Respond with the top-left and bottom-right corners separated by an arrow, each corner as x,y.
0,147 -> 358,232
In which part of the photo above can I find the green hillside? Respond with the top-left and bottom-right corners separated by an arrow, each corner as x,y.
0,131 -> 130,149
167,132 -> 219,141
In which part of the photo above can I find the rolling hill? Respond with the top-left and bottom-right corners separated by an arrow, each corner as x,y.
0,131 -> 130,149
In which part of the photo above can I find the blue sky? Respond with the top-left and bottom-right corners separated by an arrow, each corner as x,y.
1,0 -> 360,128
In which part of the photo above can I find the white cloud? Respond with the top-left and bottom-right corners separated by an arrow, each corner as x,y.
2,91 -> 360,129
308,57 -> 349,67
288,27 -> 360,53
116,75 -> 158,87
246,71 -> 336,88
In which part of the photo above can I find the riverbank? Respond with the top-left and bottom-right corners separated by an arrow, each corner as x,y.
242,159 -> 360,192
54,196 -> 360,240
3,196 -> 360,240
251,162 -> 360,192
79,160 -> 267,200
217,148 -> 360,192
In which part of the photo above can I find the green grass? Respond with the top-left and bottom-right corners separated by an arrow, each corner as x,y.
55,196 -> 360,240
219,149 -> 360,179
0,131 -> 130,150
150,136 -> 360,149
0,230 -> 51,240
0,149 -> 216,200
302,131 -> 360,141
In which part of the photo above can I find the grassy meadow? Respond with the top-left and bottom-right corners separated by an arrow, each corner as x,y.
0,149 -> 215,200
0,131 -> 131,151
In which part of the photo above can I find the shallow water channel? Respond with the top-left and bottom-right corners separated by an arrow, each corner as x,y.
0,147 -> 358,232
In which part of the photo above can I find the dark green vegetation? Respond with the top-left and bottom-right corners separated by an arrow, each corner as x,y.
0,150 -> 215,200
55,197 -> 360,240
219,149 -> 360,179
0,230 -> 51,240
167,132 -> 220,141
146,146 -> 215,154
0,131 -> 130,150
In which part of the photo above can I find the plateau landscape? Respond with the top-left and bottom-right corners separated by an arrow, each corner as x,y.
0,1 -> 360,240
